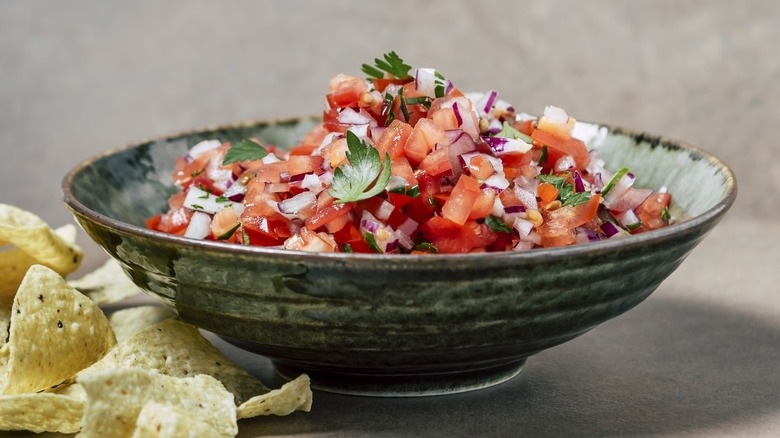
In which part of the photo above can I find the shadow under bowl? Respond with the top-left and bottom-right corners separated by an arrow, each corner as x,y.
62,117 -> 736,396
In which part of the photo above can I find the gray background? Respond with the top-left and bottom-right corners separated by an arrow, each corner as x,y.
2,2 -> 779,437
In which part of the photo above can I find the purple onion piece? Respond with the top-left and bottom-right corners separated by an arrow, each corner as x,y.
483,90 -> 498,114
504,205 -> 526,214
227,193 -> 245,202
385,239 -> 399,253
453,102 -> 463,126
573,171 -> 585,192
601,221 -> 619,237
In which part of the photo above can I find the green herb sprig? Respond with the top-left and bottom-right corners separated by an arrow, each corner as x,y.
328,131 -> 392,203
361,51 -> 412,80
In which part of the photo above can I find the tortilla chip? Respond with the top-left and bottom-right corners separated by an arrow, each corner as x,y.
68,258 -> 143,305
79,318 -> 271,406
0,265 -> 116,394
0,204 -> 83,299
77,368 -> 237,438
131,401 -> 224,438
108,305 -> 176,343
237,374 -> 312,419
0,390 -> 85,433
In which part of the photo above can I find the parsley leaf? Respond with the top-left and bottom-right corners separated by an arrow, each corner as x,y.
496,121 -> 533,143
328,131 -> 392,203
361,51 -> 412,80
222,139 -> 269,165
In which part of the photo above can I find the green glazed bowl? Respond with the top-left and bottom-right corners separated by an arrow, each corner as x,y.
62,117 -> 736,396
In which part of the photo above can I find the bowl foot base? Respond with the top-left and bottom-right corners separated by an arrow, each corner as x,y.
273,359 -> 526,397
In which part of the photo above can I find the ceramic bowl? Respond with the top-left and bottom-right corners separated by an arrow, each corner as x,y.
62,117 -> 736,396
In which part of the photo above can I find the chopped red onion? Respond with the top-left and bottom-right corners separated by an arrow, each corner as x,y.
600,221 -> 620,237
573,171 -> 585,192
453,102 -> 464,126
483,90 -> 498,114
504,205 -> 526,214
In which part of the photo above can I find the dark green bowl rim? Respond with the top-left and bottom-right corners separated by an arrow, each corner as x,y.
61,117 -> 738,266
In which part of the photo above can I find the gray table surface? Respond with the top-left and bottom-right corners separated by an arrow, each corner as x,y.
2,1 -> 778,437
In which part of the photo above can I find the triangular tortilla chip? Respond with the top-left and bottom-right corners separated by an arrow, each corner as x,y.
0,204 -> 82,299
0,265 -> 116,394
77,368 -> 237,438
130,401 -> 223,438
107,305 -> 176,343
79,318 -> 270,406
237,373 -> 312,419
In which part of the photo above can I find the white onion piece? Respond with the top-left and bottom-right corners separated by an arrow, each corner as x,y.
278,191 -> 317,215
186,139 -> 221,161
603,172 -> 637,208
183,186 -> 241,214
301,173 -> 325,193
183,211 -> 212,239
338,107 -> 372,125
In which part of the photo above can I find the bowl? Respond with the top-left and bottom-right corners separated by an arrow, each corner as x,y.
62,116 -> 736,396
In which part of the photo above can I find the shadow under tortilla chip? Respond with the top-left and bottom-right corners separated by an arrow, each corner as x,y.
0,204 -> 83,300
77,367 -> 237,438
107,305 -> 176,343
0,265 -> 116,395
68,258 -> 143,305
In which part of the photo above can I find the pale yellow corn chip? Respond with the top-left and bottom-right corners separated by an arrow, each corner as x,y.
131,401 -> 223,438
79,318 -> 270,406
68,258 -> 143,305
77,368 -> 237,438
0,265 -> 116,394
0,390 -> 85,433
237,374 -> 312,419
0,204 -> 82,299
108,305 -> 176,343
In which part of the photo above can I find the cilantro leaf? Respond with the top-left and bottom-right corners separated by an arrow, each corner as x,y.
537,173 -> 592,207
222,139 -> 269,165
484,215 -> 513,234
361,51 -> 412,80
496,121 -> 533,143
328,131 -> 392,203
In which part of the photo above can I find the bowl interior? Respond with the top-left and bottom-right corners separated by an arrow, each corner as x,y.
65,118 -> 735,233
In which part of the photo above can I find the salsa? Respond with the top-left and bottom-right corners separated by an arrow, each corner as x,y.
147,52 -> 672,254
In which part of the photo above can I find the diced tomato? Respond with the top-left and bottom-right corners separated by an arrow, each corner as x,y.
430,107 -> 459,131
333,222 -> 372,253
404,118 -> 446,166
305,202 -> 354,231
289,125 -> 329,156
442,175 -> 481,225
417,146 -> 451,176
513,119 -> 535,136
531,128 -> 590,170
210,207 -> 240,241
371,78 -> 412,93
538,194 -> 602,247
537,182 -> 559,206
419,216 -> 496,254
466,154 -> 495,180
375,120 -> 413,159
635,192 -> 671,231
288,155 -> 324,176
326,75 -> 369,109
467,188 -> 498,221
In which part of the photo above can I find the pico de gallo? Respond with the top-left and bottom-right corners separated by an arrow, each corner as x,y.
146,52 -> 673,254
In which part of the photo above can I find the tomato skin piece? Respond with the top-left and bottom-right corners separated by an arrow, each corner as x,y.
531,128 -> 590,170
404,119 -> 446,166
288,155 -> 324,177
537,182 -> 559,206
442,175 -> 481,225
